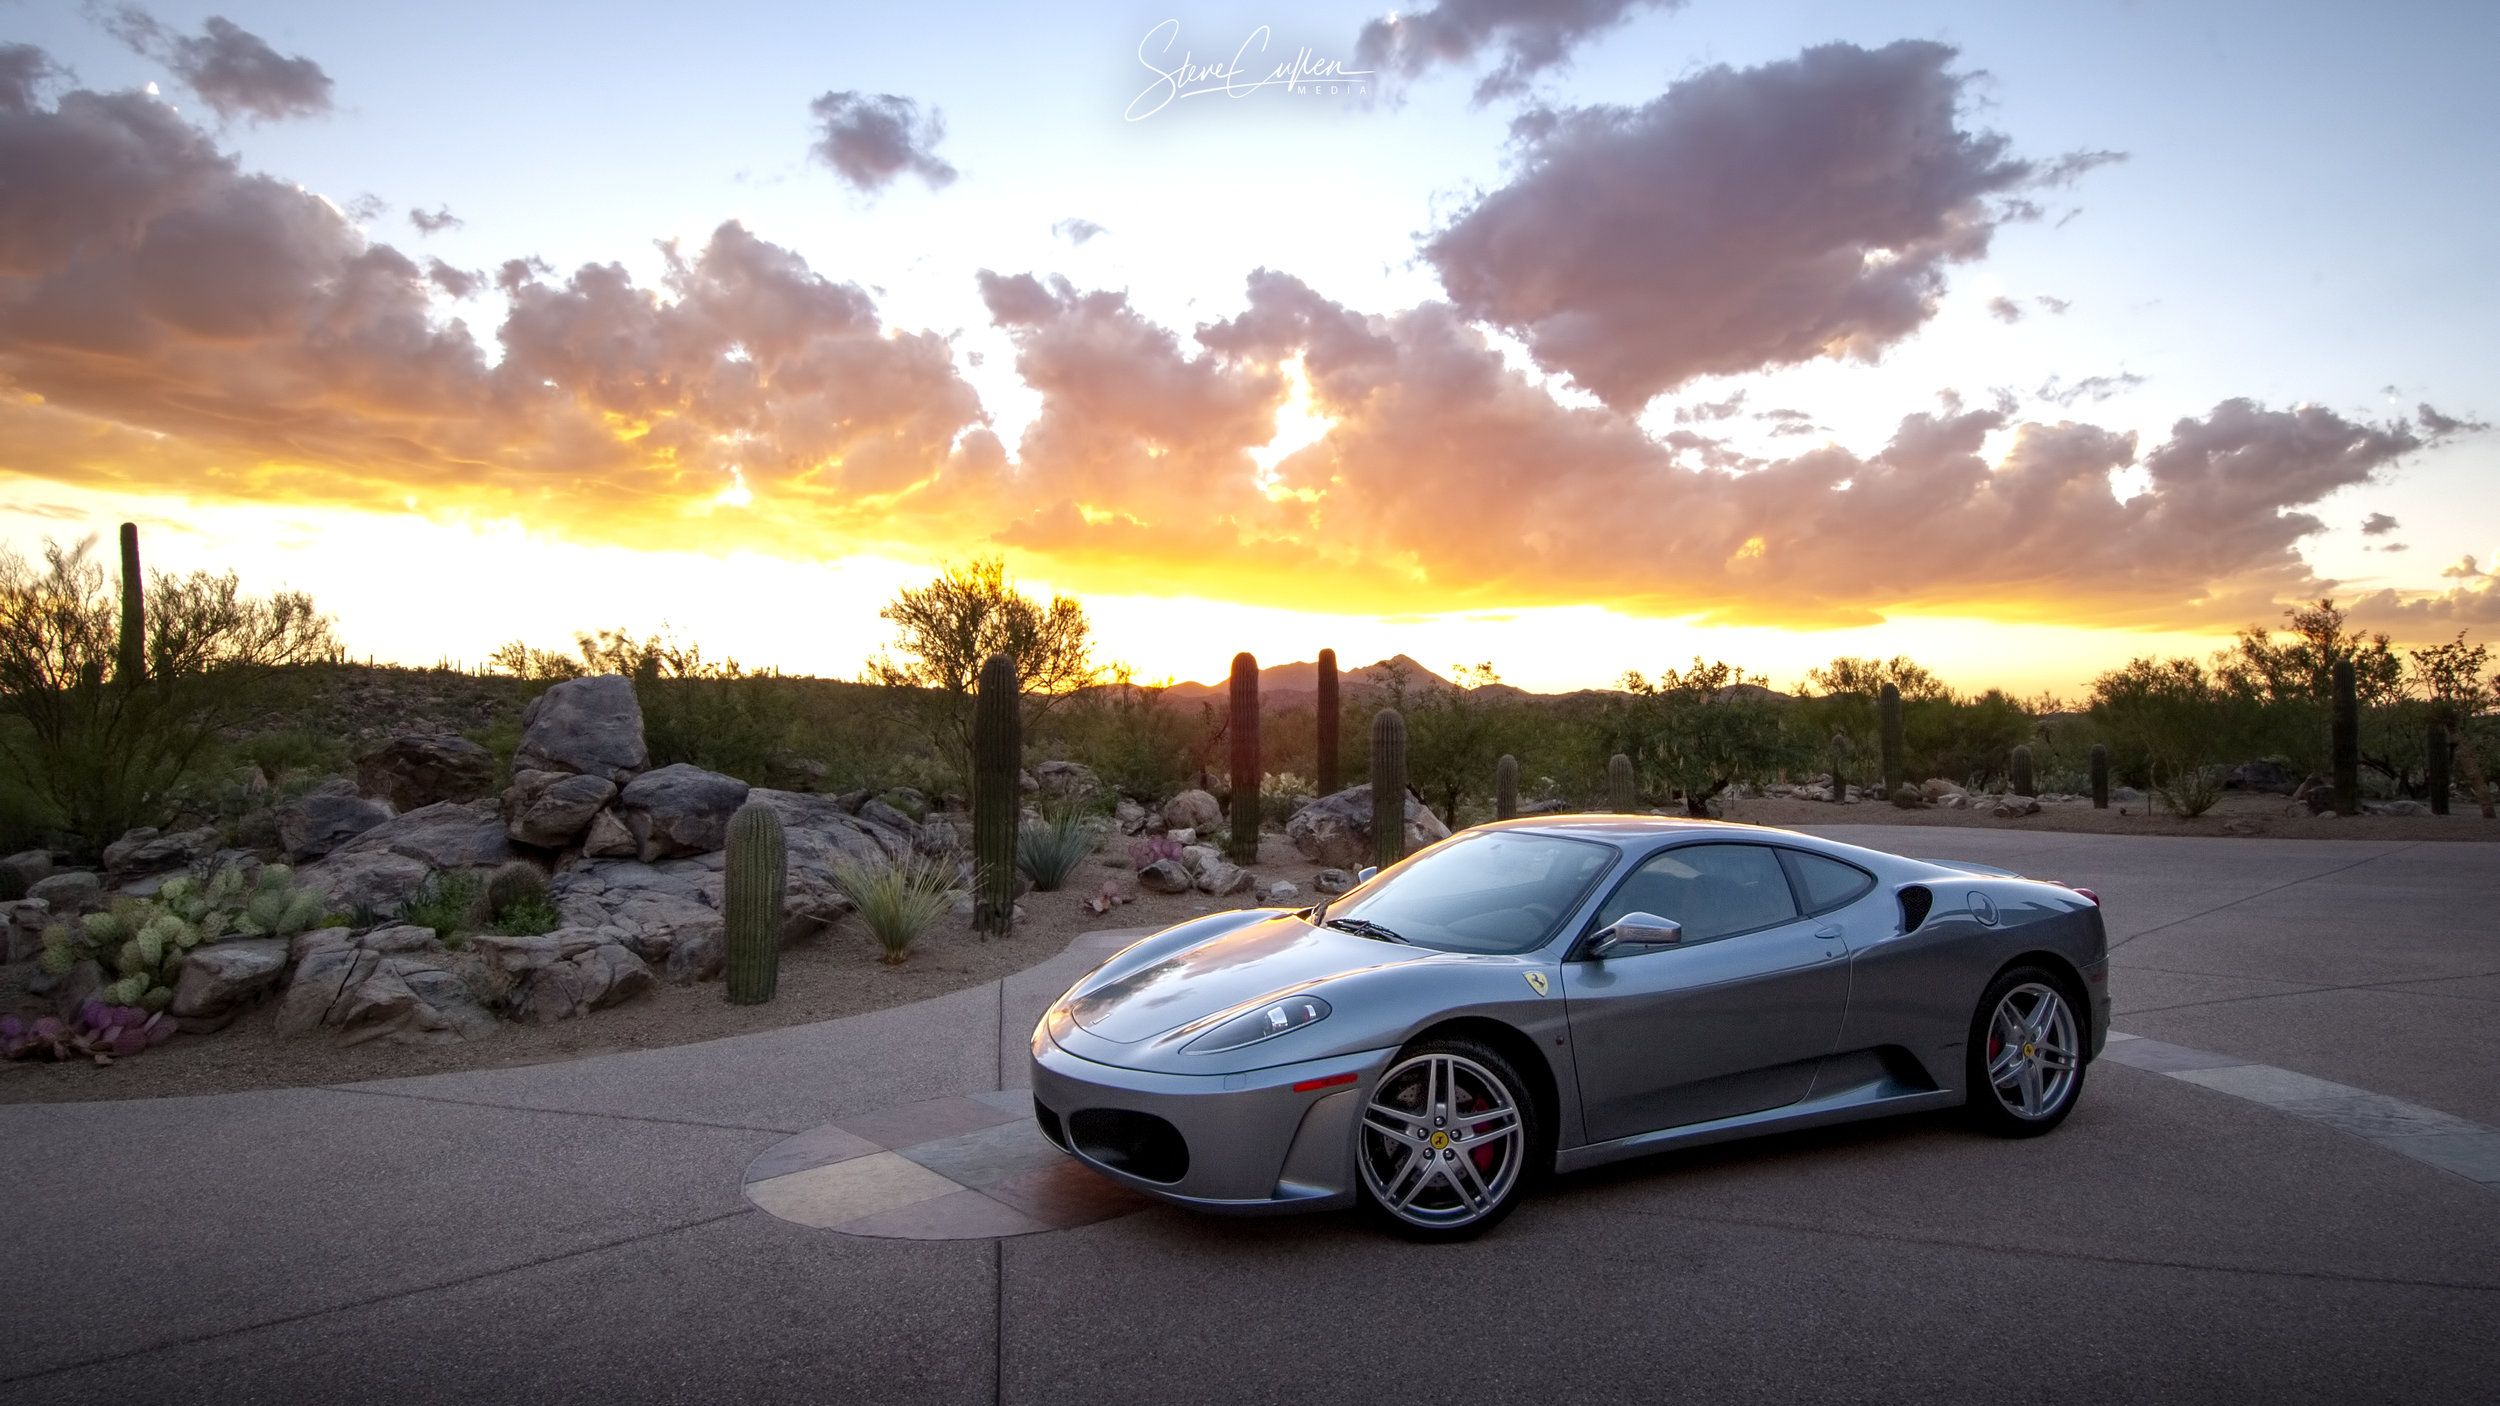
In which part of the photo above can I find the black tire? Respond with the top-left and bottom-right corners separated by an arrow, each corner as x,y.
1355,1036 -> 1542,1242
1964,964 -> 2089,1137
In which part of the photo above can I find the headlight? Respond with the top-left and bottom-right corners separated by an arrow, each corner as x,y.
1182,994 -> 1332,1053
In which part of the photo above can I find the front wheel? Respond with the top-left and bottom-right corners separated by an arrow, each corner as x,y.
1356,1038 -> 1539,1242
1965,967 -> 2087,1137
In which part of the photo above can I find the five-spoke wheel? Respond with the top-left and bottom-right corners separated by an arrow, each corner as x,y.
1965,967 -> 2086,1136
1356,1039 -> 1537,1240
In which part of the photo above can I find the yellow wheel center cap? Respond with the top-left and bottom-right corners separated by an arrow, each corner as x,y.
2022,1042 -> 2037,1058
1429,1131 -> 1451,1150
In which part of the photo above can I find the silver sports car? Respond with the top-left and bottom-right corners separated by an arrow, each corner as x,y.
1030,817 -> 2110,1240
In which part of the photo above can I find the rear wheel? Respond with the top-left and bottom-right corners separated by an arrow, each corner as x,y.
1356,1038 -> 1538,1242
1965,966 -> 2087,1136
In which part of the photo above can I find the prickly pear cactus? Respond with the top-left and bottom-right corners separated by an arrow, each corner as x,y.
723,801 -> 787,1005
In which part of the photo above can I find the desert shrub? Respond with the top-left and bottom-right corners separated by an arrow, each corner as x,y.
1609,660 -> 1814,815
1016,809 -> 1100,890
1041,673 -> 1200,801
2153,763 -> 2224,818
401,871 -> 483,942
831,853 -> 957,964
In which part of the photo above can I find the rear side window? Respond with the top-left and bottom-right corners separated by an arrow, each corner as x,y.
1783,850 -> 1875,915
1595,843 -> 1799,943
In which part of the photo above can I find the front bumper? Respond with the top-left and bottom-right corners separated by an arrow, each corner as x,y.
1029,1034 -> 1392,1213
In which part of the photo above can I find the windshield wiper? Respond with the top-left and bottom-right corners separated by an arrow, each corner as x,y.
1326,917 -> 1410,945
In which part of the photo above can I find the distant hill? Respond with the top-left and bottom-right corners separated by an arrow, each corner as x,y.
1157,655 -> 1455,703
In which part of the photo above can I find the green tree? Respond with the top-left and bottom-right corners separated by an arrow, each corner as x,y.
1613,659 -> 1809,816
2088,657 -> 2224,787
2217,598 -> 2403,704
864,557 -> 1100,780
0,537 -> 336,855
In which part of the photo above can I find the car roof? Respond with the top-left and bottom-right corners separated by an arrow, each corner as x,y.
1479,814 -> 1811,844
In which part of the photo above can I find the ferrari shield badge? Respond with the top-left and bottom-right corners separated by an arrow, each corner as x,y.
1523,971 -> 1549,997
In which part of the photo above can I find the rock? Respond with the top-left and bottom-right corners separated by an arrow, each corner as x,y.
1195,858 -> 1254,896
1114,798 -> 1147,835
518,941 -> 655,1023
275,943 -> 377,1036
296,849 -> 431,917
582,807 -> 637,858
357,734 -> 498,810
1991,797 -> 2042,818
2111,786 -> 2145,805
1918,778 -> 1965,801
1180,844 -> 1222,875
357,923 -> 444,954
767,753 -> 829,788
28,870 -> 101,913
858,798 -> 920,840
879,787 -> 930,822
49,958 -> 104,1020
1312,868 -> 1354,894
1283,786 -> 1453,870
290,927 -> 353,961
2,849 -> 52,887
1162,790 -> 1223,833
1033,761 -> 1100,804
913,816 -> 959,858
2224,760 -> 2301,795
1165,828 -> 1196,847
332,954 -> 499,1045
102,826 -> 219,874
275,793 -> 393,863
2,897 -> 46,963
1261,881 -> 1299,904
2365,799 -> 2433,817
1137,859 -> 1195,894
169,938 -> 290,1022
505,769 -> 619,848
619,764 -> 751,860
512,674 -> 648,784
331,800 -> 515,871
665,928 -> 724,983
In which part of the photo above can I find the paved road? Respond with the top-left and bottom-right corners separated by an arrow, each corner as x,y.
4,829 -> 2494,1403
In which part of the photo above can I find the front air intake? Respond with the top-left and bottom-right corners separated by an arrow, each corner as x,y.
1898,885 -> 1934,933
1033,1098 -> 1067,1151
1068,1108 -> 1190,1184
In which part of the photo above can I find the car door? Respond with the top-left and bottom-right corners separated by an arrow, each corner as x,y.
1561,842 -> 1852,1143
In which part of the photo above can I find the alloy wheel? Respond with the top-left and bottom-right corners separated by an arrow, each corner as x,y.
1358,1050 -> 1527,1230
1984,981 -> 2080,1121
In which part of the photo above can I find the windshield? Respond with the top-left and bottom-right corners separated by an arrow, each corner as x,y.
1323,831 -> 1617,954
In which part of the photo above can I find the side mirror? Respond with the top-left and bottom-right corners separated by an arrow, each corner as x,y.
1355,866 -> 1378,884
1589,912 -> 1682,958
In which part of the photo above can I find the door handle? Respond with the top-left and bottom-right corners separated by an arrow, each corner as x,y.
1814,924 -> 1844,940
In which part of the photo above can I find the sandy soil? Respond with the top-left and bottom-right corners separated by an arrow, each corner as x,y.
8,796 -> 2487,1104
0,836 -> 1331,1105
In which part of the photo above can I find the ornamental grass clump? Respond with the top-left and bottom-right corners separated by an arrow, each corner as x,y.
2154,763 -> 2224,819
1017,808 -> 1099,891
831,853 -> 957,964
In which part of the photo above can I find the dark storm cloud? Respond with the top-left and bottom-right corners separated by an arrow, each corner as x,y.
100,8 -> 334,121
1424,43 -> 2066,409
1355,0 -> 1685,103
807,91 -> 958,194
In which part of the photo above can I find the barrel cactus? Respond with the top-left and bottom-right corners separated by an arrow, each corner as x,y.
1316,649 -> 1341,796
1608,754 -> 1636,813
1879,683 -> 1904,799
1228,652 -> 1261,865
1371,709 -> 1407,870
972,653 -> 1021,933
723,800 -> 787,1004
1495,754 -> 1519,821
2011,744 -> 2036,798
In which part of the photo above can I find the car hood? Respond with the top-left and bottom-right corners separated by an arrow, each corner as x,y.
1064,914 -> 1429,1044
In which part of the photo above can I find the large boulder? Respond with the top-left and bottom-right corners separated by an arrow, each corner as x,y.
101,826 -> 218,875
511,674 -> 648,784
618,764 -> 750,860
357,734 -> 498,810
1284,786 -> 1452,870
277,930 -> 497,1044
1033,761 -> 1101,804
168,938 -> 290,1027
1137,859 -> 1194,894
331,800 -> 515,871
275,793 -> 392,863
1162,789 -> 1223,833
296,849 -> 432,917
504,771 -> 619,849
28,870 -> 102,913
2225,760 -> 2301,795
516,939 -> 656,1023
2,849 -> 52,887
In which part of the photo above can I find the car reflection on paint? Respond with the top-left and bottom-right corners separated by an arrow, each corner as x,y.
1030,817 -> 2109,1240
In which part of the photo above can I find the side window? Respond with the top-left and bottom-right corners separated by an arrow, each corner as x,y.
1593,843 -> 1800,944
1782,850 -> 1875,915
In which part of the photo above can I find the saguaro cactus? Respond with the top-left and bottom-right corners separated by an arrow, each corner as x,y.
1831,731 -> 1854,803
2331,659 -> 2359,817
1495,754 -> 1519,821
2427,720 -> 2451,816
1371,709 -> 1407,870
2011,744 -> 2036,798
972,653 -> 1021,933
1879,683 -> 1904,798
117,522 -> 145,685
723,800 -> 787,1004
1316,649 -> 1341,796
1228,652 -> 1261,865
1608,753 -> 1636,813
2090,743 -> 2110,809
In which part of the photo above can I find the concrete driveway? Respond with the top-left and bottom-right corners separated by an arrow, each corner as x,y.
4,828 -> 2495,1403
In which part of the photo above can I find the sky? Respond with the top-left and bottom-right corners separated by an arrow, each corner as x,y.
1,0 -> 2494,696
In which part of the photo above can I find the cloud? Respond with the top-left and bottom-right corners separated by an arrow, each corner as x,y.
2034,295 -> 2071,315
2038,372 -> 2146,407
2361,512 -> 2399,536
1672,390 -> 1744,424
1355,0 -> 1685,104
423,258 -> 479,298
1424,43 -> 2063,409
0,44 -> 63,114
2416,402 -> 2488,439
1052,218 -> 1106,246
1986,295 -> 2024,323
100,8 -> 334,122
806,91 -> 957,194
409,205 -> 461,235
